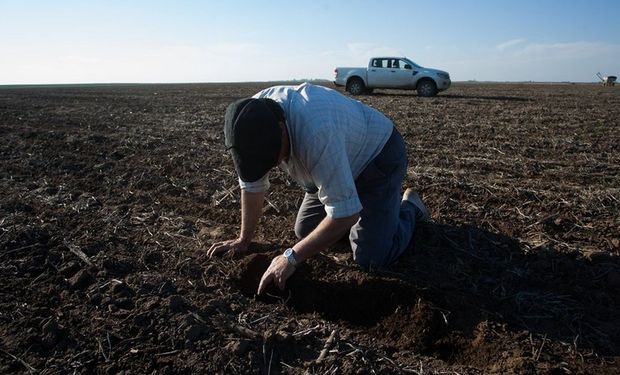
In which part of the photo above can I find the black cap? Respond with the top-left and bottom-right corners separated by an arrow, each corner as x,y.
224,98 -> 284,182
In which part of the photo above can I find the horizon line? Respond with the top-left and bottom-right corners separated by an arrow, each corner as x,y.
0,79 -> 608,89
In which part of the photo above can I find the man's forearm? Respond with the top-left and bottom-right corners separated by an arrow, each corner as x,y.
292,213 -> 359,262
240,190 -> 265,244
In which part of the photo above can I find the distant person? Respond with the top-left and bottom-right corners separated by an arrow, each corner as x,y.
208,83 -> 429,294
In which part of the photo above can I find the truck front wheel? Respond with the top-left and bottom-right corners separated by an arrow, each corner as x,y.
417,79 -> 438,97
346,78 -> 365,95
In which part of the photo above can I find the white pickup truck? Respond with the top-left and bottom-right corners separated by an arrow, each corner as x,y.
334,57 -> 451,97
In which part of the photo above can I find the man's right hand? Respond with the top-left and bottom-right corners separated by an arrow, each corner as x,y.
207,238 -> 250,258
208,190 -> 264,258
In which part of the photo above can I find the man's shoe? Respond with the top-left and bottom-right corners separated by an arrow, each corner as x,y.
402,188 -> 429,222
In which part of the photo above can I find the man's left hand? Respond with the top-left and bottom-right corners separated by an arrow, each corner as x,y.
257,255 -> 296,295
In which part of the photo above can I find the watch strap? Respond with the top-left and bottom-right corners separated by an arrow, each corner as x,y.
284,248 -> 299,266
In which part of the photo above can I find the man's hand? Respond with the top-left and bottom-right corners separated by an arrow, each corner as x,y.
207,190 -> 265,258
207,238 -> 249,258
257,255 -> 296,295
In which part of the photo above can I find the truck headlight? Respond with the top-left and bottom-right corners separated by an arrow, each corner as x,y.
437,72 -> 450,80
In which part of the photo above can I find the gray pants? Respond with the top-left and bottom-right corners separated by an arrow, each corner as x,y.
294,128 -> 421,269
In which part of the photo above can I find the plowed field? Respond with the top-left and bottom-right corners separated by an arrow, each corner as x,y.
1,82 -> 619,374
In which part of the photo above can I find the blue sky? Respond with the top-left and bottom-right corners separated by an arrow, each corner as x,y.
1,0 -> 619,84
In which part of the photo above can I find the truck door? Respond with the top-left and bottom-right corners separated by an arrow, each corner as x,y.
367,58 -> 392,87
386,59 -> 416,88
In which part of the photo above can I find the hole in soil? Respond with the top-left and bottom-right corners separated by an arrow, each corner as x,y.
433,341 -> 460,362
236,254 -> 418,327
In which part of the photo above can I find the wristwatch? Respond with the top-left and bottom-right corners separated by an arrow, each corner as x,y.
283,248 -> 299,267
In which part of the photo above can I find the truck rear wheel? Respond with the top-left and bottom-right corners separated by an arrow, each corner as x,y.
417,79 -> 438,97
346,78 -> 365,95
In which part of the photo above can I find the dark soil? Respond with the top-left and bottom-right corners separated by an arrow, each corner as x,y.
1,82 -> 619,374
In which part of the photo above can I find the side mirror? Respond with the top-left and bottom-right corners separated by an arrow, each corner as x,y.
404,64 -> 412,70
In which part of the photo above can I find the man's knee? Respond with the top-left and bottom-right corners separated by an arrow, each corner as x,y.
351,249 -> 386,271
350,229 -> 396,270
294,221 -> 313,239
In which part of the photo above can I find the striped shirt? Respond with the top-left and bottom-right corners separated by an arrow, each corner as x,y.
240,83 -> 393,218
